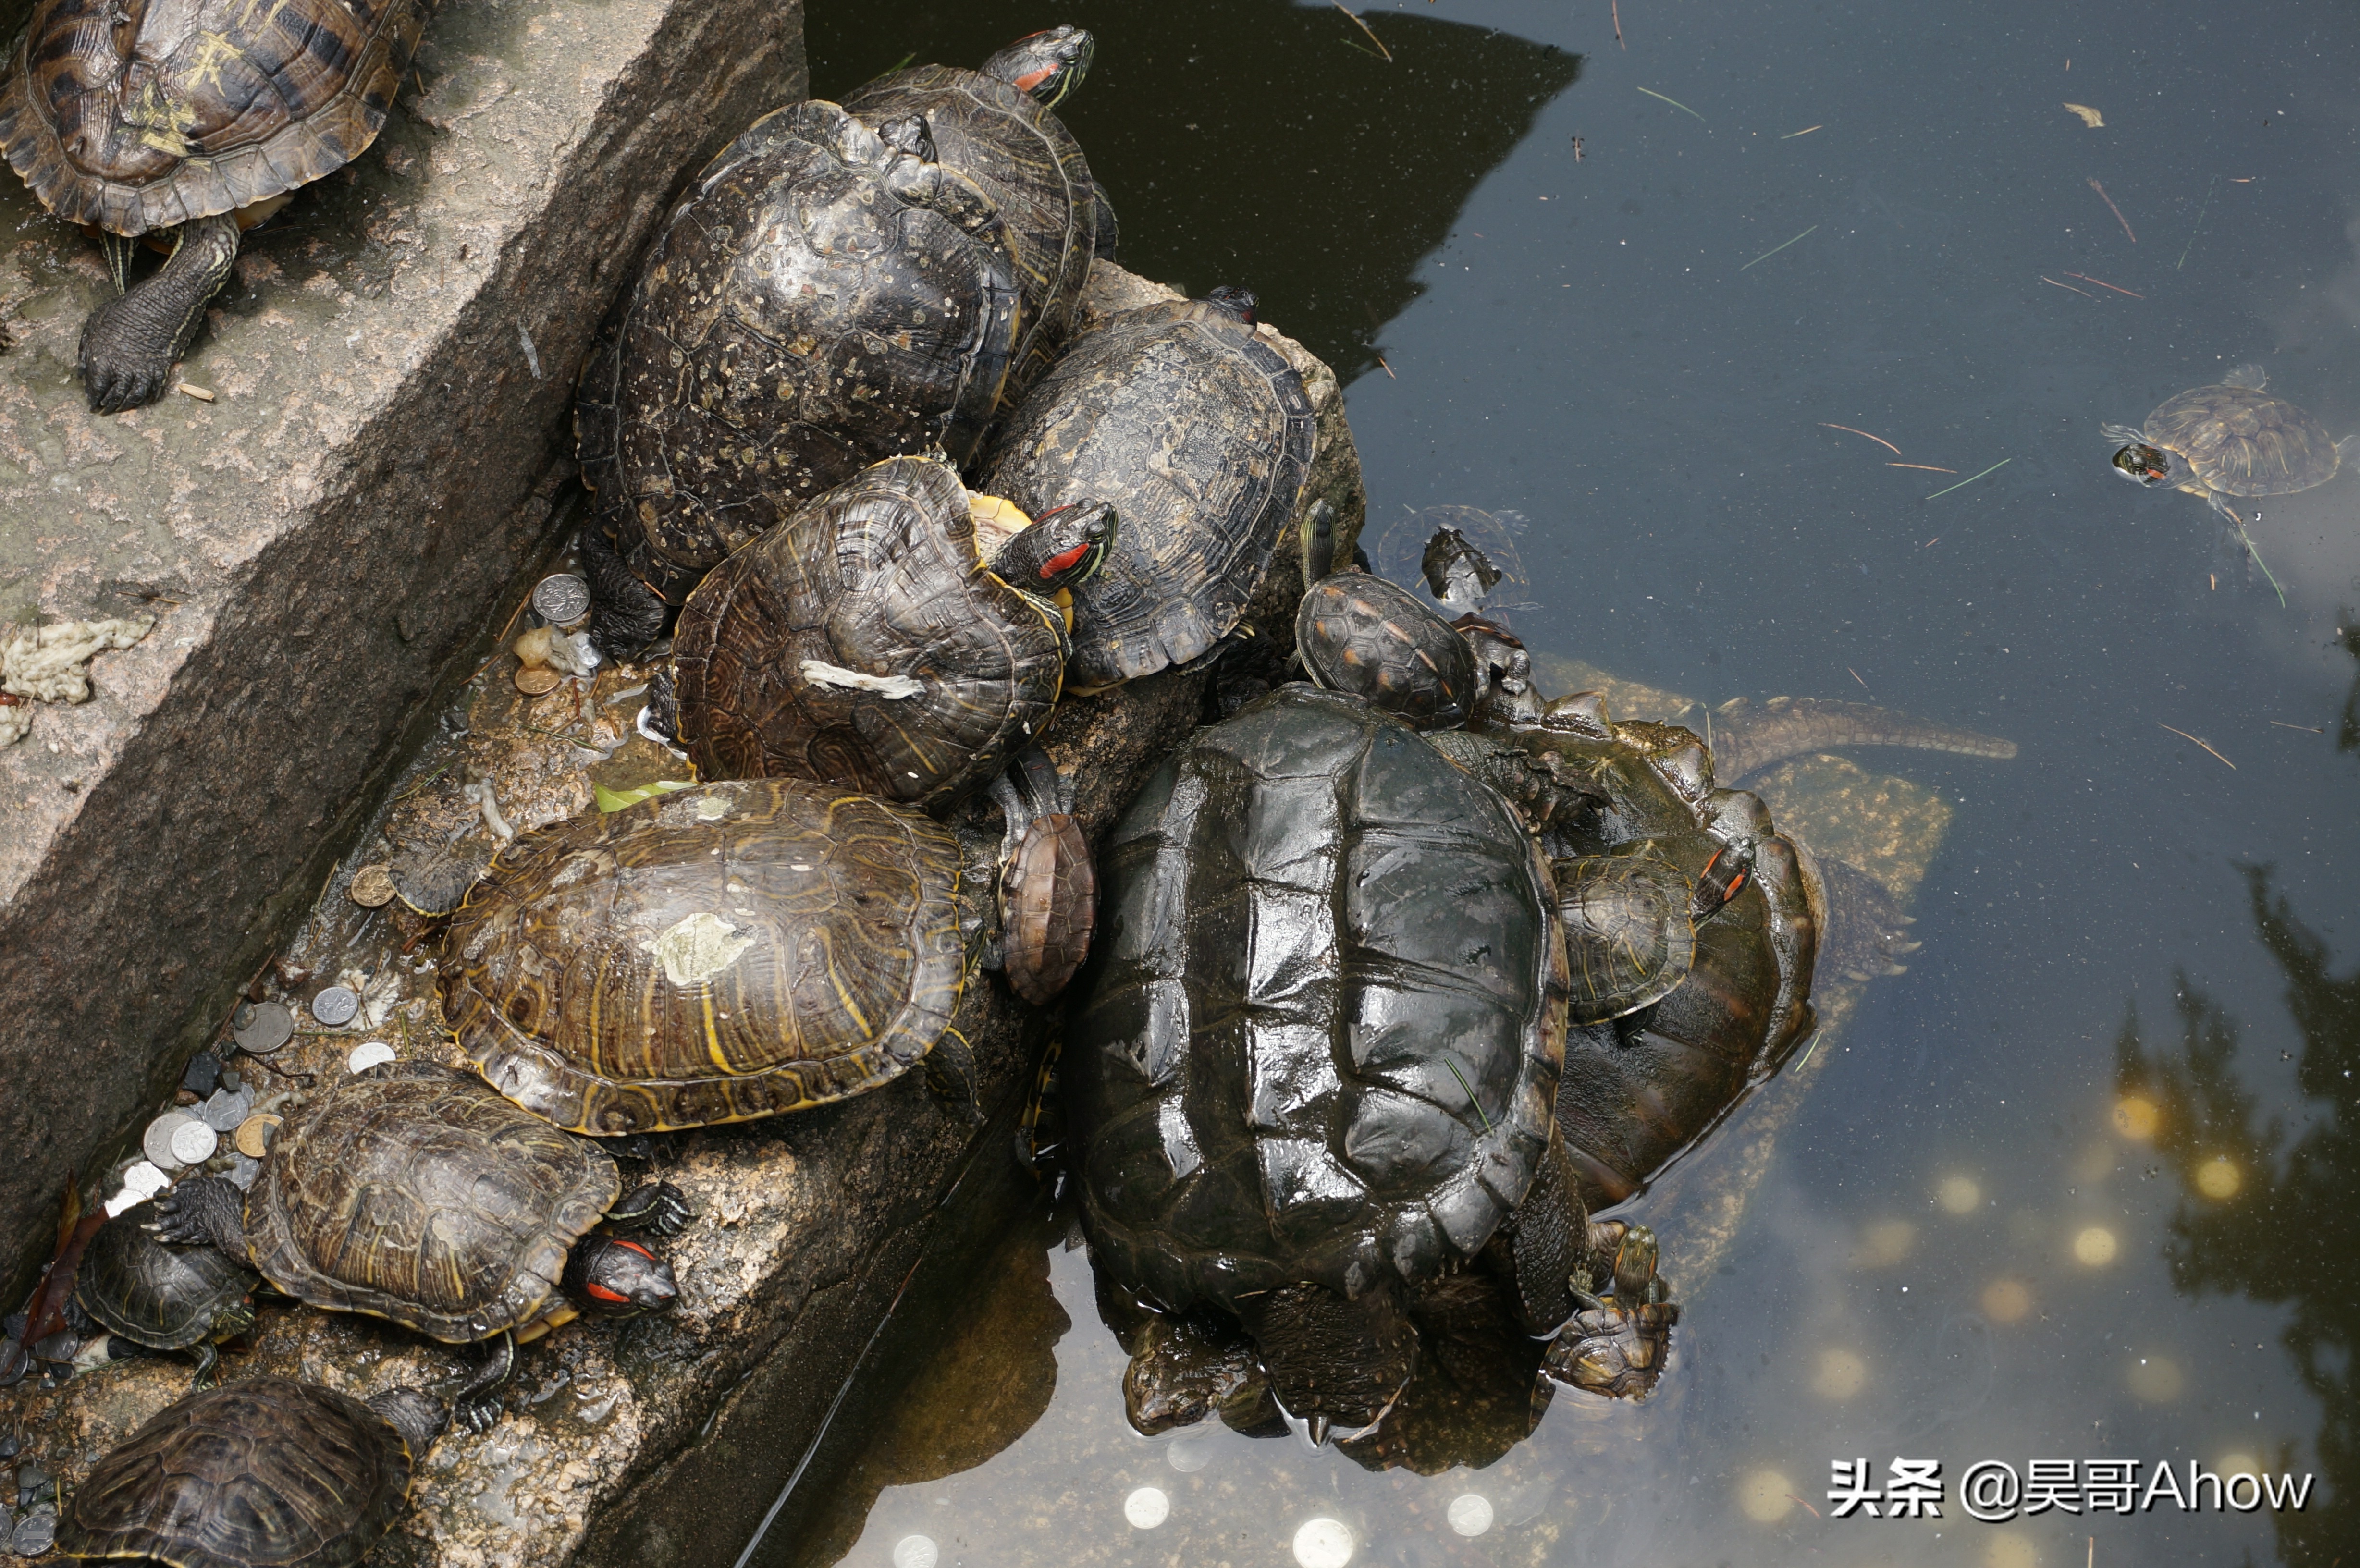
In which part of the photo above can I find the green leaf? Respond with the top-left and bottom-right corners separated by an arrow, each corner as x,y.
593,779 -> 697,813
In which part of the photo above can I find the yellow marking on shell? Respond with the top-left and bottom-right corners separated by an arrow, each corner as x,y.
641,911 -> 759,987
702,988 -> 730,1075
179,30 -> 253,98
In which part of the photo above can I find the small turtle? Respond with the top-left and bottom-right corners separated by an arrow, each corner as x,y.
2104,363 -> 2350,523
989,748 -> 1096,1007
1294,570 -> 1478,730
844,26 -> 1115,397
57,1376 -> 446,1567
578,101 -> 1023,655
0,0 -> 439,412
153,1061 -> 688,1432
1374,505 -> 1535,626
71,1200 -> 259,1388
1556,845 -> 1751,1025
983,288 -> 1316,690
666,456 -> 1115,806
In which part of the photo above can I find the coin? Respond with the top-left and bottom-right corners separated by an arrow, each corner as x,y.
234,1115 -> 282,1158
232,1000 -> 294,1054
198,1087 -> 253,1132
169,1120 -> 218,1166
350,863 -> 397,908
142,1113 -> 196,1171
348,1041 -> 397,1074
12,1508 -> 53,1556
121,1162 -> 170,1201
312,986 -> 360,1027
533,573 -> 592,626
515,664 -> 563,696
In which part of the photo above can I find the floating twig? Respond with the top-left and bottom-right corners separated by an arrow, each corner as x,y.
1376,354 -> 1396,380
1612,0 -> 1624,49
2066,271 -> 2143,298
2041,275 -> 2097,298
1849,667 -> 1872,694
2178,174 -> 2219,270
2088,178 -> 2137,242
1819,422 -> 1902,456
1787,1494 -> 1825,1520
1331,2 -> 1392,61
1922,536 -> 1942,549
2159,723 -> 2235,770
1637,85 -> 1705,121
1924,458 -> 2011,500
1782,124 -> 1823,138
1888,463 -> 1957,473
1740,223 -> 1818,270
2270,721 -> 2324,733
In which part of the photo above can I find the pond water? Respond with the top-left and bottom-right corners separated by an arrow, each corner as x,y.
749,2 -> 2360,1565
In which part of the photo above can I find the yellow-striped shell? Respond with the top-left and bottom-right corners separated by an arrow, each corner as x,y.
2143,378 -> 2342,498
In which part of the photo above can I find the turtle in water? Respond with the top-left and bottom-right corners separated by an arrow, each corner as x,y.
1374,504 -> 1535,627
57,1376 -> 445,1567
153,1060 -> 689,1431
844,25 -> 1115,397
577,100 -> 1022,656
664,456 -> 1115,807
70,1199 -> 260,1387
1069,684 -> 1675,1438
0,0 -> 438,412
983,288 -> 1316,691
2104,363 -> 2350,525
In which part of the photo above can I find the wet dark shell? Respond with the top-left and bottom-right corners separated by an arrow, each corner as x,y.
1295,573 -> 1478,729
2144,383 -> 2341,497
73,1200 -> 258,1353
245,1061 -> 619,1341
444,779 -> 964,1135
670,457 -> 1065,806
58,1376 -> 418,1568
0,0 -> 435,235
844,63 -> 1101,397
1070,685 -> 1567,1313
1556,856 -> 1698,1025
577,100 -> 1022,605
983,297 -> 1315,689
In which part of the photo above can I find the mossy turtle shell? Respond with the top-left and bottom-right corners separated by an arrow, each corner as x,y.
0,0 -> 435,236
577,100 -> 1022,606
245,1061 -> 619,1342
983,297 -> 1315,690
444,779 -> 965,1135
2141,374 -> 2343,498
1069,684 -> 1567,1315
74,1199 -> 258,1353
58,1377 -> 419,1568
670,457 -> 1065,806
1295,572 -> 1478,730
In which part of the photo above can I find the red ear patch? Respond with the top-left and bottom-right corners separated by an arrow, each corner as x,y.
609,1237 -> 656,1262
585,1281 -> 630,1304
1040,541 -> 1093,579
1724,870 -> 1747,899
1013,67 -> 1056,92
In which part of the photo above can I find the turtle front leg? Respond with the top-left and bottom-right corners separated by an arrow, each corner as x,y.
578,525 -> 671,661
1233,1279 -> 1416,1442
450,1328 -> 516,1434
921,1028 -> 986,1125
188,1340 -> 221,1390
604,1181 -> 692,1237
79,213 -> 241,413
1488,1130 -> 1589,1333
150,1175 -> 250,1261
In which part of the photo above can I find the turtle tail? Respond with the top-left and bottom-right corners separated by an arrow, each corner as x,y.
1708,697 -> 2017,786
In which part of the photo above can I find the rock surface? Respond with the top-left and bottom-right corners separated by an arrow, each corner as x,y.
0,0 -> 808,1305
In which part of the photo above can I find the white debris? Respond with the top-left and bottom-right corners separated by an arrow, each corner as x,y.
799,659 -> 923,698
0,615 -> 156,745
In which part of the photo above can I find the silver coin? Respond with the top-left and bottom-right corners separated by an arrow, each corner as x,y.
312,986 -> 360,1027
142,1113 -> 195,1171
120,1161 -> 171,1200
13,1509 -> 54,1555
347,1041 -> 397,1074
232,1000 -> 294,1054
533,573 -> 592,626
198,1086 -> 254,1132
169,1120 -> 219,1166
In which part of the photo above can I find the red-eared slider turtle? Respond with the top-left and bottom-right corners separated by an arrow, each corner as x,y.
1295,569 -> 1478,729
983,288 -> 1315,691
1069,684 -> 1673,1435
0,0 -> 437,412
57,1376 -> 445,1567
1556,846 -> 1751,1024
665,456 -> 1114,806
152,1061 -> 688,1431
71,1200 -> 259,1388
989,747 -> 1095,1006
1374,505 -> 1535,626
845,26 -> 1114,398
576,101 -> 1022,655
2104,363 -> 2351,522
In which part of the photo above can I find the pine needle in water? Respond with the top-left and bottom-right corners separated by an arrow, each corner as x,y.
1923,458 -> 2011,500
1445,1057 -> 1493,1131
1637,86 -> 1706,121
2158,723 -> 2235,770
1740,224 -> 1818,270
1331,2 -> 1392,61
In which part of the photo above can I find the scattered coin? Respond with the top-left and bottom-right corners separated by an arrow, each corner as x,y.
232,1000 -> 294,1054
312,986 -> 360,1028
1446,1494 -> 1495,1537
169,1120 -> 218,1166
1293,1517 -> 1354,1568
120,1162 -> 170,1202
12,1507 -> 53,1556
350,863 -> 398,908
198,1087 -> 253,1132
515,664 -> 563,696
142,1113 -> 196,1171
235,1114 -> 283,1158
890,1536 -> 939,1568
533,573 -> 592,626
1166,1432 -> 1212,1472
1124,1487 -> 1169,1529
348,1041 -> 397,1074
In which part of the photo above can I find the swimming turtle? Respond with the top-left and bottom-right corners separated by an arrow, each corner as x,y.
70,1200 -> 259,1388
1294,569 -> 1478,730
844,26 -> 1114,398
982,288 -> 1315,691
2104,364 -> 2350,522
1374,504 -> 1535,627
1069,684 -> 1673,1436
152,1060 -> 688,1432
577,101 -> 1022,656
56,1376 -> 446,1567
665,456 -> 1114,807
0,0 -> 438,412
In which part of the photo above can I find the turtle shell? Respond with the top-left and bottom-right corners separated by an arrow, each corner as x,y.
244,1060 -> 620,1341
1295,572 -> 1478,729
983,296 -> 1315,690
73,1200 -> 258,1353
1556,856 -> 1698,1025
999,810 -> 1094,1006
58,1376 -> 417,1568
576,100 -> 1022,606
0,0 -> 435,237
844,62 -> 1101,398
669,457 -> 1065,806
1069,684 -> 1567,1314
2143,374 -> 2342,498
443,778 -> 965,1135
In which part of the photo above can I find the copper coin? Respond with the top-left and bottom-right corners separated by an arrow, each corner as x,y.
515,664 -> 563,696
350,863 -> 397,908
234,1114 -> 282,1158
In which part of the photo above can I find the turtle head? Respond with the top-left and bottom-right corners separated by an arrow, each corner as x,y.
570,1232 -> 680,1316
983,25 -> 1095,106
366,1386 -> 453,1457
873,113 -> 938,163
2110,440 -> 2178,489
993,500 -> 1119,593
1204,286 -> 1258,326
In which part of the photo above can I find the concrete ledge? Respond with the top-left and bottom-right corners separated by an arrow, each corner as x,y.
0,0 -> 806,1301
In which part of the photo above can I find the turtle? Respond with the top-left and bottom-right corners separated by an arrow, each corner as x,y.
1068,683 -> 1674,1436
1374,504 -> 1536,627
0,0 -> 438,413
56,1376 -> 446,1568
70,1200 -> 259,1388
1555,845 -> 1753,1025
2103,363 -> 2351,524
664,455 -> 1115,807
576,100 -> 1023,657
988,747 -> 1096,1006
844,26 -> 1116,398
151,1060 -> 689,1432
982,287 -> 1315,691
1294,569 -> 1478,730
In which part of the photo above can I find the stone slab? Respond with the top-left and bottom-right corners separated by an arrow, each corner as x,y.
0,0 -> 808,1304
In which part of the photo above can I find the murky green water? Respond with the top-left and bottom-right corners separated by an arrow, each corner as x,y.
751,3 -> 2360,1564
